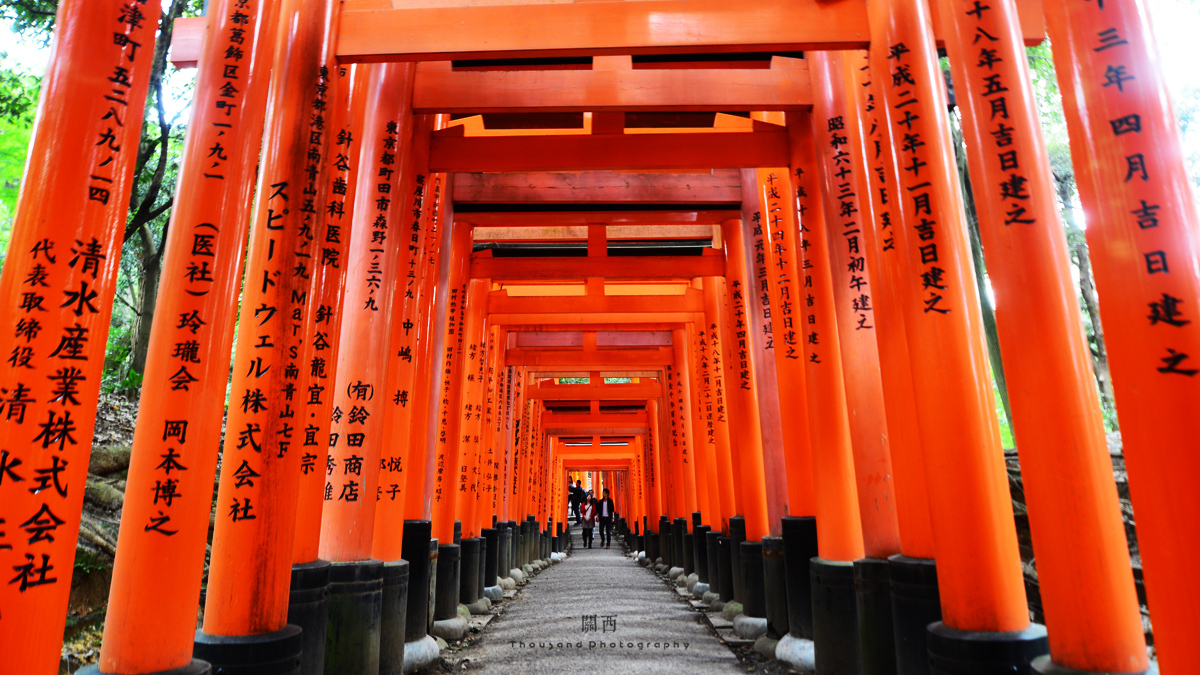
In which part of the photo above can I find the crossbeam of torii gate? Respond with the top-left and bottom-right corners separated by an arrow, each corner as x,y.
4,1 -> 1196,674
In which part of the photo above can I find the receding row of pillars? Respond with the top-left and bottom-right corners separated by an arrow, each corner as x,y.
0,0 -> 1196,673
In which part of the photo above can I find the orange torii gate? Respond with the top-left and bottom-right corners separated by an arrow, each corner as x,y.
0,1 -> 1193,674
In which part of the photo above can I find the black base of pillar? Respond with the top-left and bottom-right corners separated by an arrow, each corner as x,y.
1031,656 -> 1156,675
926,622 -> 1049,675
811,557 -> 860,675
783,516 -> 819,640
854,558 -> 897,675
659,516 -> 671,567
889,555 -> 940,675
78,660 -> 212,675
716,536 -> 734,602
427,540 -> 439,634
380,560 -> 410,675
729,516 -> 746,603
706,531 -> 720,594
694,525 -> 711,583
740,541 -> 766,618
646,527 -> 660,562
683,533 -> 695,576
453,521 -> 462,546
193,625 -> 303,675
482,528 -> 499,587
324,560 -> 384,675
478,536 -> 488,598
288,560 -> 331,675
401,520 -> 433,643
763,536 -> 788,638
434,544 -> 461,621
459,538 -> 481,604
673,517 -> 688,573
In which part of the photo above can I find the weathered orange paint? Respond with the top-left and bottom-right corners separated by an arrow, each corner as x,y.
1043,0 -> 1200,670
0,1 -> 160,669
866,0 -> 1029,632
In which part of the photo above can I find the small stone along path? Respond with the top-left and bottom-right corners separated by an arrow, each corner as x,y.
453,525 -> 743,674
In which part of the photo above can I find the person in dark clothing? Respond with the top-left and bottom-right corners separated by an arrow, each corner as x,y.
597,488 -> 616,548
569,480 -> 583,524
580,493 -> 597,548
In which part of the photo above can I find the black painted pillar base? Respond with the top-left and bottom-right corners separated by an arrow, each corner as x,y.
380,560 -> 410,675
287,560 -> 331,675
324,559 -> 384,675
659,518 -> 672,567
645,526 -> 660,562
401,521 -> 433,643
705,530 -> 720,592
811,557 -> 860,675
459,538 -> 481,604
434,544 -> 461,621
683,533 -> 695,576
783,516 -> 818,640
763,536 -> 788,638
194,625 -> 303,675
716,536 -> 734,602
694,525 -> 712,583
1031,656 -> 1157,675
889,555 -> 940,675
854,558 -> 896,675
453,520 -> 462,545
673,517 -> 687,571
926,622 -> 1049,675
79,661 -> 212,675
740,541 -> 766,618
482,528 -> 499,587
506,521 -> 518,572
729,517 -> 747,603
477,535 -> 487,598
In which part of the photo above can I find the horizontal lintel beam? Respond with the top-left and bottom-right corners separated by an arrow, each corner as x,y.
471,254 -> 723,281
430,130 -> 789,172
506,346 -> 674,368
453,170 -> 742,206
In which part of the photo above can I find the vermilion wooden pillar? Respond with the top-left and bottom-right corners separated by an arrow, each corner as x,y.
811,51 -> 904,560
318,62 -> 417,561
201,0 -> 338,660
841,54 -> 937,562
405,169 -> 450,523
936,0 -> 1150,672
686,317 -> 721,528
754,170 -> 817,520
294,65 -> 368,567
681,325 -> 712,523
0,1 -> 160,671
702,278 -> 739,532
718,220 -> 771,544
665,359 -> 695,517
453,278 -> 490,541
91,0 -> 276,672
645,397 -> 664,533
866,0 -> 1044,666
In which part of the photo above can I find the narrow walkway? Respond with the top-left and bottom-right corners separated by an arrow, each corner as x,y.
457,525 -> 742,674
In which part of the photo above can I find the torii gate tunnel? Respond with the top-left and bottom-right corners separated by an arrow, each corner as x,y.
0,0 -> 1194,673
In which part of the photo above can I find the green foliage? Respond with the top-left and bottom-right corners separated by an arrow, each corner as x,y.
73,548 -> 109,575
0,54 -> 39,269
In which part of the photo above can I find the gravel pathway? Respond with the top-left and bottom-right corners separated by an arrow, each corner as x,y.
456,526 -> 742,674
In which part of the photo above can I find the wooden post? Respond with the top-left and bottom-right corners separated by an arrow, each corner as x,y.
680,326 -> 711,523
0,0 -> 161,670
1039,0 -> 1199,671
201,0 -> 338,649
719,220 -> 771,543
865,0 -> 1044,664
703,278 -> 739,533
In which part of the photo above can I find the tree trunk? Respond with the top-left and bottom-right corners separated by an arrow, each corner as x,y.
948,113 -> 1014,433
131,223 -> 162,375
1057,180 -> 1117,419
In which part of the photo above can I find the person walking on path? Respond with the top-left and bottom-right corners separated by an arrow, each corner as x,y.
598,488 -> 616,548
569,480 -> 584,524
580,493 -> 597,548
